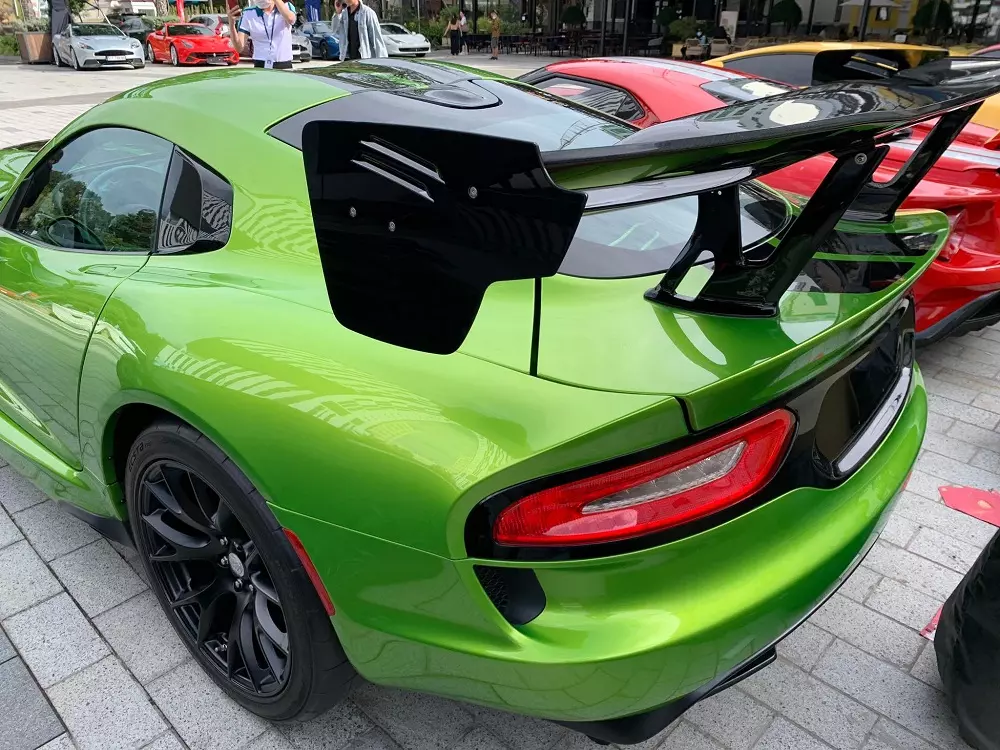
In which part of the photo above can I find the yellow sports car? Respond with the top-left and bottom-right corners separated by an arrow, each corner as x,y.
706,41 -> 998,134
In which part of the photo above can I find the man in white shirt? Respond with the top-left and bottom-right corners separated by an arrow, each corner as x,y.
228,0 -> 297,69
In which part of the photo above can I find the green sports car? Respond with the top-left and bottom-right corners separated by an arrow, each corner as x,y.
0,57 -> 998,743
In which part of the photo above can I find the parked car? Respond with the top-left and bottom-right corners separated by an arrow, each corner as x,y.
522,57 -> 1000,341
0,57 -> 995,742
298,20 -> 340,60
379,22 -> 429,56
291,28 -> 312,61
188,12 -> 230,38
146,22 -> 239,66
117,14 -> 156,46
52,22 -> 145,69
705,41 -> 1000,136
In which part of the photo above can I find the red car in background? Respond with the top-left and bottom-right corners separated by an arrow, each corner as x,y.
145,22 -> 238,66
520,58 -> 1000,342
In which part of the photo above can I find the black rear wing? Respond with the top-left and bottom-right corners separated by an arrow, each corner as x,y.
301,58 -> 1000,353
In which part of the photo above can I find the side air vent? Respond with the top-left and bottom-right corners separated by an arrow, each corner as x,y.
473,565 -> 546,626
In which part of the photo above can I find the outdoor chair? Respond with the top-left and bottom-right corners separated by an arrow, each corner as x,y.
683,37 -> 704,59
709,38 -> 730,57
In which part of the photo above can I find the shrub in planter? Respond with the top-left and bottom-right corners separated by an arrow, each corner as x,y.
13,18 -> 52,63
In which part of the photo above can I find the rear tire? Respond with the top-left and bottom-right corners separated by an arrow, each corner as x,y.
170,45 -> 179,66
125,419 -> 355,721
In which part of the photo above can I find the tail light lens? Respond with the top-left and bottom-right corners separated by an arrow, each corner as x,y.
984,131 -> 1000,151
493,409 -> 795,547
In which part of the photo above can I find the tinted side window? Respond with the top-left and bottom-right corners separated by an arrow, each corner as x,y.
158,149 -> 234,252
721,54 -> 816,86
534,76 -> 645,122
9,128 -> 172,253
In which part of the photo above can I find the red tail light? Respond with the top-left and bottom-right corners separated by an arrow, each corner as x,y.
493,410 -> 795,547
985,132 -> 1000,151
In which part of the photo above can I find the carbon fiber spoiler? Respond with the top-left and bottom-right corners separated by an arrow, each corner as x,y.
300,58 -> 1000,353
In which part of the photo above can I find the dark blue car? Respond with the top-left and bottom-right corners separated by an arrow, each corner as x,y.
299,21 -> 341,60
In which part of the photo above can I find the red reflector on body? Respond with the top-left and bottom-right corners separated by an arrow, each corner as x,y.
283,529 -> 336,616
493,409 -> 795,546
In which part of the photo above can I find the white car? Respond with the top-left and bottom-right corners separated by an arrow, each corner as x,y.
52,23 -> 145,70
379,23 -> 429,57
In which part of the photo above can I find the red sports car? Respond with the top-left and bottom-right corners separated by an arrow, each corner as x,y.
145,22 -> 238,66
521,58 -> 1000,341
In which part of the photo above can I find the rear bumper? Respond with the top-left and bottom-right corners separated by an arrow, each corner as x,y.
272,369 -> 926,734
916,288 -> 1000,345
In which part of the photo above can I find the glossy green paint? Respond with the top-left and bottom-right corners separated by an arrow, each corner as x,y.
0,68 -> 932,724
272,373 -> 925,719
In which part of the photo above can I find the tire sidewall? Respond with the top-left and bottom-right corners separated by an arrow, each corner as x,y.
125,424 -> 341,720
170,45 -> 179,65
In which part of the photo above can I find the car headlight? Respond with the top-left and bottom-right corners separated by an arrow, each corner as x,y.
130,39 -> 141,47
181,41 -> 194,48
76,41 -> 92,49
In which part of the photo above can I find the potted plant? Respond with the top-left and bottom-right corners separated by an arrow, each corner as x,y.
668,15 -> 697,57
14,18 -> 53,64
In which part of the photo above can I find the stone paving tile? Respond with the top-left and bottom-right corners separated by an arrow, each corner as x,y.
0,506 -> 22,552
915,451 -> 1000,492
685,688 -> 773,750
921,432 -> 978,464
864,578 -> 942,631
147,660 -> 268,750
279,701 -> 374,750
468,705 -> 567,750
244,729 -> 296,750
351,682 -> 475,750
777,621 -> 834,672
452,727 -> 511,750
0,657 -> 64,750
51,540 -> 147,617
902,471 -> 947,502
140,735 -> 185,750
864,541 -> 963,601
3,593 -> 109,688
945,421 -> 1000,452
894,492 -> 997,548
38,735 -> 76,750
0,540 -> 63,619
93,592 -> 188,685
909,642 -> 944,693
880,514 -> 920,548
811,594 -> 925,668
0,467 -> 49,514
49,656 -> 166,750
863,718 -> 938,750
907,527 -> 981,575
13,502 -> 100,562
926,394 -> 1000,430
838,565 -> 881,603
658,722 -> 724,750
741,658 -> 876,750
753,718 -> 833,750
924,412 -> 954,434
0,630 -> 14,665
340,729 -> 403,750
813,640 -> 967,750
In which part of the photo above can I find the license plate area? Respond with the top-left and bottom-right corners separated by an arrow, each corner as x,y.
105,55 -> 128,61
813,301 -> 913,477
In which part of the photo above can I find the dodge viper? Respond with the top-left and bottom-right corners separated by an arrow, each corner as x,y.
522,57 -> 1000,341
145,22 -> 239,66
0,58 -> 995,742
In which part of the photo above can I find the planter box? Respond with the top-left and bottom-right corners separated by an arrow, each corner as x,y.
671,41 -> 685,57
16,31 -> 53,64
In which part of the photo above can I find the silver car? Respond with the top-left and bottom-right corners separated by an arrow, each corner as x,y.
291,29 -> 312,62
52,23 -> 145,70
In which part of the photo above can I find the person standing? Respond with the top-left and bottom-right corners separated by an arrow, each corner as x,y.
445,15 -> 460,55
458,10 -> 468,53
489,10 -> 500,59
336,0 -> 388,60
228,0 -> 297,69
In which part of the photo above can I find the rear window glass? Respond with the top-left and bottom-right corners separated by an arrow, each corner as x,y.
700,78 -> 795,104
720,54 -> 815,85
560,184 -> 789,278
533,76 -> 645,121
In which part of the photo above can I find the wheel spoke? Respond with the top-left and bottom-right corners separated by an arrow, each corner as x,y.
213,502 -> 241,539
250,571 -> 279,605
242,540 -> 260,570
143,509 -> 222,562
161,465 -> 215,533
226,591 -> 251,680
253,592 -> 289,653
257,623 -> 287,684
236,595 -> 270,690
170,575 -> 226,610
196,586 -> 228,645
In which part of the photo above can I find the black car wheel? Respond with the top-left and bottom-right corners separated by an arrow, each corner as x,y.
71,49 -> 81,70
319,41 -> 329,59
126,419 -> 355,720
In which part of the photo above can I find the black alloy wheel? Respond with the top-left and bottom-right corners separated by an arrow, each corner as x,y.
138,461 -> 291,696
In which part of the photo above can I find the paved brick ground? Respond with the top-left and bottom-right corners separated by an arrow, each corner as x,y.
2,55 -> 1000,750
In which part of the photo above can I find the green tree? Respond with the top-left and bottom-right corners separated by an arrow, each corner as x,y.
560,3 -> 585,27
668,14 -> 698,39
770,0 -> 802,29
912,0 -> 951,32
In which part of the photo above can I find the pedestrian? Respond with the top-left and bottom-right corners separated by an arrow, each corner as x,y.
227,0 -> 297,69
336,0 -> 388,60
445,15 -> 460,55
458,10 -> 468,53
489,9 -> 500,59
